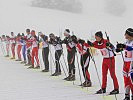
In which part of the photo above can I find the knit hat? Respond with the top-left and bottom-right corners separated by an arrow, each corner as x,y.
31,30 -> 35,35
17,33 -> 21,37
22,33 -> 24,36
11,32 -> 14,36
38,32 -> 43,36
125,28 -> 133,37
26,29 -> 30,32
95,31 -> 103,38
64,29 -> 70,35
49,33 -> 55,38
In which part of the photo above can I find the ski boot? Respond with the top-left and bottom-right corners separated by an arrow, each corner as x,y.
51,72 -> 61,76
56,72 -> 61,76
64,76 -> 70,80
15,59 -> 21,61
42,69 -> 49,72
109,89 -> 119,95
132,95 -> 133,100
5,55 -> 9,57
123,94 -> 130,100
82,81 -> 92,87
27,65 -> 34,69
51,72 -> 57,76
67,75 -> 75,81
79,81 -> 90,86
79,81 -> 86,86
63,74 -> 71,80
10,57 -> 15,59
24,63 -> 31,66
21,61 -> 26,64
34,65 -> 40,69
96,88 -> 106,94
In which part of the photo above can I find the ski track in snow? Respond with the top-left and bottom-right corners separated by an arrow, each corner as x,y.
0,51 -> 123,100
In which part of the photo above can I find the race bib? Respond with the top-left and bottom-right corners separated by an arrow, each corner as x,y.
100,49 -> 107,56
125,51 -> 132,58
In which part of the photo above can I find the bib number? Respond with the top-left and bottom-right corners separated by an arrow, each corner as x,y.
125,51 -> 132,58
101,50 -> 107,56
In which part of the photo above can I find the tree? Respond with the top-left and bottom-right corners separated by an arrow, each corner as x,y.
31,0 -> 83,13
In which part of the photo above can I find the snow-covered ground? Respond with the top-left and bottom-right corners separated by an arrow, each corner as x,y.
0,48 -> 123,100
0,0 -> 133,100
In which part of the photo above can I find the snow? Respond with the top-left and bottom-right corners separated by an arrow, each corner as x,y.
0,48 -> 124,100
0,0 -> 133,100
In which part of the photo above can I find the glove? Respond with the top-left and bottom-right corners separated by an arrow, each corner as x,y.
106,42 -> 111,47
78,39 -> 85,44
56,37 -> 60,41
73,39 -> 78,44
116,43 -> 126,49
56,37 -> 62,44
87,48 -> 91,55
62,39 -> 68,44
71,35 -> 78,44
106,42 -> 114,48
115,48 -> 123,53
21,37 -> 24,40
71,35 -> 77,40
87,40 -> 93,46
43,36 -> 48,41
48,39 -> 53,44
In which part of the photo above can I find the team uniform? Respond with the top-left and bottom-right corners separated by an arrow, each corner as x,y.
25,33 -> 32,66
5,36 -> 10,57
49,35 -> 63,76
10,34 -> 16,59
76,40 -> 92,87
87,31 -> 119,94
20,35 -> 27,64
16,35 -> 22,61
63,35 -> 76,81
123,40 -> 133,99
116,28 -> 133,100
40,34 -> 49,72
94,39 -> 119,94
28,35 -> 40,68
1,36 -> 6,56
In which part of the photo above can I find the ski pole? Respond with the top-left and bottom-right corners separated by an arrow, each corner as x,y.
105,32 -> 118,100
49,44 -> 67,77
89,47 -> 102,88
49,45 -> 55,75
58,29 -> 69,73
61,50 -> 69,73
79,47 -> 90,88
89,47 -> 106,100
54,48 -> 67,77
1,40 -> 6,56
38,48 -> 43,70
0,42 -> 4,56
116,41 -> 124,62
75,52 -> 83,88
